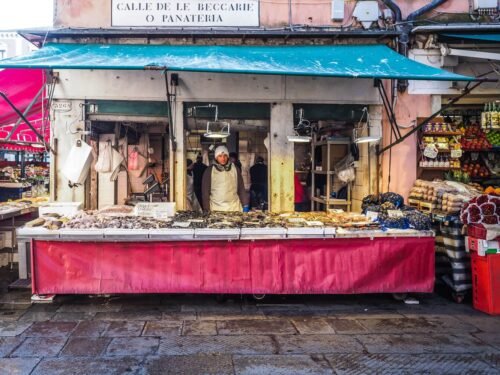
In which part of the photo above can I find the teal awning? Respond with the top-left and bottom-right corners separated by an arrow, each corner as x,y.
442,33 -> 500,43
0,43 -> 474,81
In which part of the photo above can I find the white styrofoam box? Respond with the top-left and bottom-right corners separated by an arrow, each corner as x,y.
149,229 -> 194,241
39,202 -> 83,218
104,229 -> 149,240
240,228 -> 287,240
0,232 -> 4,249
353,1 -> 380,22
286,227 -> 324,239
324,227 -> 336,238
16,227 -> 60,239
58,229 -> 104,240
3,231 -> 12,248
474,0 -> 498,10
194,228 -> 240,240
331,0 -> 345,20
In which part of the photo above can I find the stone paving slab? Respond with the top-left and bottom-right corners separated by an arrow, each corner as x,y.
103,321 -> 146,337
158,335 -> 276,355
358,333 -> 499,354
197,311 -> 267,320
291,318 -> 335,334
275,334 -> 364,354
455,314 -> 500,333
182,320 -> 217,335
11,337 -> 67,358
0,321 -> 32,337
217,319 -> 297,335
56,303 -> 122,313
60,337 -> 111,357
18,311 -> 56,322
474,332 -> 500,351
325,353 -> 497,374
94,311 -> 161,321
233,354 -> 333,375
0,357 -> 40,375
71,321 -> 110,337
161,312 -> 196,321
22,321 -> 77,337
0,309 -> 26,321
51,312 -> 96,321
106,337 -> 159,356
482,353 -> 500,370
143,321 -> 181,337
31,356 -> 142,375
356,317 -> 477,334
0,336 -> 23,357
325,319 -> 367,334
145,354 -> 234,375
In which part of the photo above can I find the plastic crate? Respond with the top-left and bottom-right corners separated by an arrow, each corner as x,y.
468,224 -> 488,240
471,252 -> 500,315
468,236 -> 500,255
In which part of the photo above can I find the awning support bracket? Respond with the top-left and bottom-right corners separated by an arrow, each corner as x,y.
376,79 -> 402,141
377,80 -> 484,155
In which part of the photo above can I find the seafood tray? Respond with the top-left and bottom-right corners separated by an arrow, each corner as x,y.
16,227 -> 60,240
104,229 -> 150,240
194,228 -> 240,240
240,227 -> 287,240
58,229 -> 104,240
149,228 -> 194,241
286,227 -> 325,238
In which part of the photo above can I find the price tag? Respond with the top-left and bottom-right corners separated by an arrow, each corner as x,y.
387,210 -> 404,218
450,149 -> 462,159
366,211 -> 379,221
423,144 -> 438,159
134,203 -> 175,218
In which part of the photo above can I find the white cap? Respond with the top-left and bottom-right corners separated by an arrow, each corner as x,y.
214,145 -> 229,159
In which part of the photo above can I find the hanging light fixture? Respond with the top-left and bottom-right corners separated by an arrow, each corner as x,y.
353,107 -> 381,144
203,104 -> 230,139
30,143 -> 45,149
287,108 -> 312,143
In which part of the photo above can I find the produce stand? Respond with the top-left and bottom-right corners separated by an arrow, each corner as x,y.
18,225 -> 435,296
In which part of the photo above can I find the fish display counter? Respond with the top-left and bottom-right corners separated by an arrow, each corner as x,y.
17,206 -> 435,297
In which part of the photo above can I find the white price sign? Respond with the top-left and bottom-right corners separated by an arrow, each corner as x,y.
112,0 -> 260,27
134,202 -> 175,218
450,149 -> 462,159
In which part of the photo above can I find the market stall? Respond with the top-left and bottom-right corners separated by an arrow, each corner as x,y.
19,209 -> 435,295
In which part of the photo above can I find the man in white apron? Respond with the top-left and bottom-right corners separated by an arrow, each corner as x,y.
201,146 -> 249,212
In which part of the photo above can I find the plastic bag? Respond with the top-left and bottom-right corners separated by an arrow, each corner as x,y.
62,140 -> 93,185
128,149 -> 139,171
95,141 -> 112,173
337,167 -> 355,183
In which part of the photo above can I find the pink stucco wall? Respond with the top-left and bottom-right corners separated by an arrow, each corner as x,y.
381,87 -> 432,198
54,0 -> 470,28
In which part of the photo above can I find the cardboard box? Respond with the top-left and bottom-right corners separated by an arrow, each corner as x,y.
321,143 -> 349,171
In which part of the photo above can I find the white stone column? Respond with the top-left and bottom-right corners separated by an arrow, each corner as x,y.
269,102 -> 294,213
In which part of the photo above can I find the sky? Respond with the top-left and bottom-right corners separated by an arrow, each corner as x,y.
0,0 -> 53,30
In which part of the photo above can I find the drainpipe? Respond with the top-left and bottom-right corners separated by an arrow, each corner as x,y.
383,0 -> 448,92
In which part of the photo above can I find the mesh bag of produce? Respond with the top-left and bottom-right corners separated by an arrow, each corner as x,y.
380,192 -> 404,208
405,210 -> 432,230
460,194 -> 499,225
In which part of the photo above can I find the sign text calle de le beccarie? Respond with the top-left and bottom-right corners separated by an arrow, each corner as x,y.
112,0 -> 259,27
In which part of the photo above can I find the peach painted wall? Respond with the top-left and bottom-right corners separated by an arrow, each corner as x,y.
380,84 -> 432,198
54,0 -> 469,28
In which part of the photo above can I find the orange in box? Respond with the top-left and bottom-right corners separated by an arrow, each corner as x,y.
471,252 -> 500,315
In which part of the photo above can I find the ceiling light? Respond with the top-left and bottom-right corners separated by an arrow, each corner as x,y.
353,107 -> 381,144
287,133 -> 312,143
30,143 -> 46,149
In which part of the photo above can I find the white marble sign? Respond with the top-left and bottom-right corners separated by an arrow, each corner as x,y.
112,0 -> 259,27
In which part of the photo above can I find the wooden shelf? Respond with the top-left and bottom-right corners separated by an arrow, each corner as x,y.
311,196 -> 350,205
422,132 -> 462,136
419,167 -> 461,171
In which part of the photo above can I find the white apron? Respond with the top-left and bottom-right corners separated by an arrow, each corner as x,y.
210,165 -> 242,212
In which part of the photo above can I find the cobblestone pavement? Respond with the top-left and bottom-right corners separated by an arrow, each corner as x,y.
0,278 -> 499,374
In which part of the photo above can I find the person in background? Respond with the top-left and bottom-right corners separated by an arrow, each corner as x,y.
186,159 -> 201,212
202,146 -> 249,212
229,152 -> 242,170
192,155 -> 207,209
295,172 -> 309,212
249,156 -> 268,210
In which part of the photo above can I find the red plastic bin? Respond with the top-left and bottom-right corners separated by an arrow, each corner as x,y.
471,252 -> 500,315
